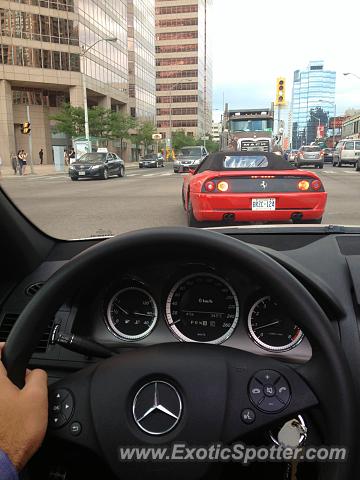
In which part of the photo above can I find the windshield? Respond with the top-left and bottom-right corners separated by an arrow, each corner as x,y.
224,156 -> 269,169
0,0 -> 360,239
178,148 -> 202,157
77,153 -> 107,163
303,147 -> 321,152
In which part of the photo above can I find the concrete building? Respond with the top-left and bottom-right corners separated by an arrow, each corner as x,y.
290,61 -> 336,149
211,121 -> 221,142
155,0 -> 213,141
0,0 -> 156,166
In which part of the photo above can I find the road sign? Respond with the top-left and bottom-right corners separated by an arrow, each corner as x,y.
152,134 -> 162,140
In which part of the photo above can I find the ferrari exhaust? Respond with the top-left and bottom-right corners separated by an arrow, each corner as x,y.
223,213 -> 235,222
291,212 -> 303,223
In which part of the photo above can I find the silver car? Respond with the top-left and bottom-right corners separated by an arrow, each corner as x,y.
295,145 -> 324,169
173,146 -> 208,173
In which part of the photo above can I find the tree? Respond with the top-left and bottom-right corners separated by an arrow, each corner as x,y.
88,106 -> 111,139
109,112 -> 137,153
171,130 -> 196,151
139,121 -> 156,152
50,103 -> 85,137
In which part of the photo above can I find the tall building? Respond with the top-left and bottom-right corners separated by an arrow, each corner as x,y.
155,0 -> 213,141
291,61 -> 336,149
127,0 -> 156,121
0,0 -> 155,165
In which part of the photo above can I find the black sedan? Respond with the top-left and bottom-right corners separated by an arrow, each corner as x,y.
139,154 -> 164,168
69,152 -> 125,181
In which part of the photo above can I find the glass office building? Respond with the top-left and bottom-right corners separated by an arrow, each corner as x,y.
0,0 -> 156,165
291,61 -> 336,149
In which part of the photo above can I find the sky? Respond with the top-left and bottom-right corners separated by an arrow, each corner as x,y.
211,0 -> 360,122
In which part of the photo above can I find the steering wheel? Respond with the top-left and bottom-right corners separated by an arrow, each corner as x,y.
3,227 -> 357,479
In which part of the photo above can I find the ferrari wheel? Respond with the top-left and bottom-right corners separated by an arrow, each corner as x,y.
187,199 -> 202,227
102,168 -> 109,180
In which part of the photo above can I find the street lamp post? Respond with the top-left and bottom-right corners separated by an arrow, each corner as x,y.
343,72 -> 360,81
80,37 -> 117,150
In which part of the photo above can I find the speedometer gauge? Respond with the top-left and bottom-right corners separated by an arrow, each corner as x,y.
248,296 -> 303,351
106,287 -> 158,341
166,273 -> 239,344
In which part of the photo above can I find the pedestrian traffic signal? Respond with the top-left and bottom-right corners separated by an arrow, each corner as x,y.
21,122 -> 31,134
275,77 -> 286,106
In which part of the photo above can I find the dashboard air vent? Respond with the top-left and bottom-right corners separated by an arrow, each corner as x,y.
25,282 -> 45,297
0,313 -> 53,353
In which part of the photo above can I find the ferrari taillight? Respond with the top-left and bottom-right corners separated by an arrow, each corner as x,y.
217,181 -> 229,192
205,181 -> 216,192
311,179 -> 322,191
298,180 -> 310,191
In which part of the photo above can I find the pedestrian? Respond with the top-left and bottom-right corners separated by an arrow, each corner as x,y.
63,149 -> 69,166
69,147 -> 75,164
39,148 -> 44,165
17,150 -> 23,176
21,150 -> 28,175
11,152 -> 18,175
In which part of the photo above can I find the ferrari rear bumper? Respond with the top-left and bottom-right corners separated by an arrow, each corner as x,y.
191,192 -> 327,222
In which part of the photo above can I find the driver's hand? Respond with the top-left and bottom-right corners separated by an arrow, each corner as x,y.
0,343 -> 48,471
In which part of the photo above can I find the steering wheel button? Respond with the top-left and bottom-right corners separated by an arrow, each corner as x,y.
241,408 -> 256,424
263,385 -> 275,397
258,396 -> 284,413
51,403 -> 61,413
70,422 -> 82,436
276,380 -> 291,405
255,370 -> 280,386
249,378 -> 265,405
61,395 -> 74,420
50,414 -> 66,428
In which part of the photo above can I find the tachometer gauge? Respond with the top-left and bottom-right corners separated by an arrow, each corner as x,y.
166,273 -> 239,344
248,296 -> 303,351
106,287 -> 158,341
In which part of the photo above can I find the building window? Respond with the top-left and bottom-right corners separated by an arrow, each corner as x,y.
156,18 -> 198,27
157,95 -> 198,103
157,108 -> 198,116
155,5 -> 198,14
156,70 -> 198,79
156,57 -> 198,66
156,31 -> 198,41
156,44 -> 198,54
156,82 -> 198,91
157,120 -> 198,128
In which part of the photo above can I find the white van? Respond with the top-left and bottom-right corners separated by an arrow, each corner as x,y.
332,140 -> 360,168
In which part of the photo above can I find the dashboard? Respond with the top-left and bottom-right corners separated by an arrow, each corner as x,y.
72,260 -> 311,363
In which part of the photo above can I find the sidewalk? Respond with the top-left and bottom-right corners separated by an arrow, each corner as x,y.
0,162 -> 140,178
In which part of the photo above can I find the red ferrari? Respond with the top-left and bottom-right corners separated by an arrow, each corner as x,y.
182,151 -> 327,227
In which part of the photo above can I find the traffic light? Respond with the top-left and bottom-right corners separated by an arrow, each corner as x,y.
275,77 -> 286,106
21,122 -> 31,134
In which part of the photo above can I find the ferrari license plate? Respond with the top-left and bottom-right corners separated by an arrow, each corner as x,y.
252,198 -> 276,211
78,171 -> 86,176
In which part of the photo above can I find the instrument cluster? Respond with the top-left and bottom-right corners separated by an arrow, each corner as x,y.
104,272 -> 305,353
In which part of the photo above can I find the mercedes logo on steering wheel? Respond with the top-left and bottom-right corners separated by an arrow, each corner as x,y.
132,381 -> 182,435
